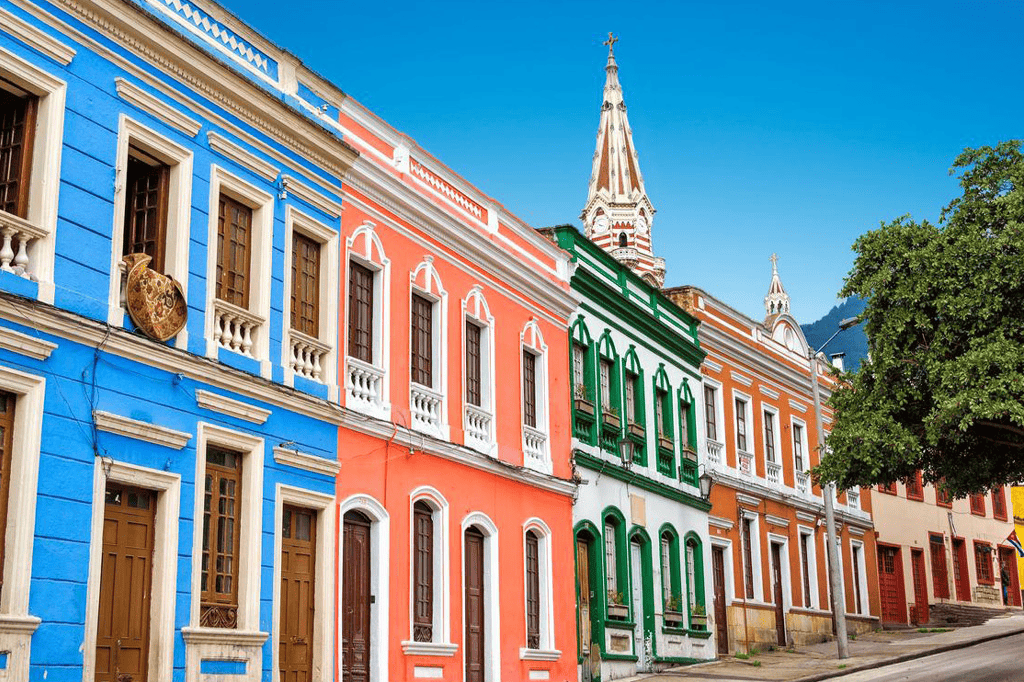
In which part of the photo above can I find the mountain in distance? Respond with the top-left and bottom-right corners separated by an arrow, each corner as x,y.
801,296 -> 868,372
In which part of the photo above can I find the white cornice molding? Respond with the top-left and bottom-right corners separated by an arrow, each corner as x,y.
0,6 -> 76,64
730,370 -> 753,387
796,511 -> 817,523
789,399 -> 808,413
0,325 -> 57,360
282,174 -> 342,219
759,385 -> 780,400
207,131 -> 279,181
709,515 -> 734,530
115,77 -> 201,136
93,410 -> 192,449
401,641 -> 458,657
765,514 -> 790,528
519,648 -> 562,661
273,445 -> 339,477
703,359 -> 723,373
180,627 -> 268,647
737,493 -> 761,507
195,389 -> 271,424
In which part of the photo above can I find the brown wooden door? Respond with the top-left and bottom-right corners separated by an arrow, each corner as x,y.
465,527 -> 485,682
952,539 -> 971,602
911,549 -> 929,625
341,511 -> 371,682
877,544 -> 907,624
712,546 -> 729,654
96,484 -> 156,682
770,543 -> 786,646
576,538 -> 591,656
280,506 -> 316,682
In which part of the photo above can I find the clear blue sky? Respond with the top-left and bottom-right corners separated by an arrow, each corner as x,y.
220,0 -> 1023,323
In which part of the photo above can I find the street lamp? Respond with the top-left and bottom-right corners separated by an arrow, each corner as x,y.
810,315 -> 857,660
617,436 -> 635,468
698,466 -> 715,502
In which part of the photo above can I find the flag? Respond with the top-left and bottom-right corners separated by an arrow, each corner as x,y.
1007,529 -> 1024,558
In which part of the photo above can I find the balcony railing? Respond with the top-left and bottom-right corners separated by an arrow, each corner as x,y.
289,330 -> 330,382
796,471 -> 810,495
464,403 -> 493,451
0,210 -> 45,280
411,383 -> 443,432
523,425 -> 547,466
738,450 -> 753,476
847,488 -> 860,510
766,460 -> 782,486
705,438 -> 724,465
346,356 -> 385,411
213,299 -> 263,358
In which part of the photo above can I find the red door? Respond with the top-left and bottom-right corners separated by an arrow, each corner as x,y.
712,547 -> 729,654
465,527 -> 486,682
952,539 -> 971,602
998,547 -> 1021,607
877,544 -> 907,624
770,543 -> 786,646
911,549 -> 929,625
341,511 -> 371,682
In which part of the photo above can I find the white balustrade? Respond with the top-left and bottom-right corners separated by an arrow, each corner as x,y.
705,438 -> 724,465
0,211 -> 45,280
346,356 -> 385,409
213,299 -> 263,358
289,330 -> 330,382
738,450 -> 753,476
411,383 -> 443,432
796,471 -> 810,495
523,425 -> 547,465
847,488 -> 860,510
464,404 -> 493,449
766,460 -> 782,485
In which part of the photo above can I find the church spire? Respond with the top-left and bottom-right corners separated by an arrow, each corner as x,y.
764,253 -> 791,318
580,33 -> 664,287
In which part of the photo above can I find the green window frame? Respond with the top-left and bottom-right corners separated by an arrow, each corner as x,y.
602,507 -> 630,622
569,317 -> 597,443
622,347 -> 647,462
659,525 -> 684,629
596,332 -> 623,453
678,380 -> 699,484
653,365 -> 674,475
683,532 -> 707,630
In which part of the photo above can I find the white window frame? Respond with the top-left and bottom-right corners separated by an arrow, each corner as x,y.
402,486 -> 456,656
0,48 -> 65,303
766,533 -> 792,610
850,540 -> 869,616
460,512 -> 500,682
281,205 -> 339,397
710,537 -> 735,610
520,320 -> 550,473
740,511 -> 764,601
344,221 -> 391,419
461,286 -> 495,455
409,256 -> 449,440
791,417 -> 808,473
520,518 -> 559,660
797,526 -> 820,610
732,389 -> 754,476
822,532 -> 846,607
81,459 -> 181,682
204,165 -> 274,375
271,484 -> 336,682
107,115 -> 193,347
0,364 -> 44,682
761,403 -> 781,464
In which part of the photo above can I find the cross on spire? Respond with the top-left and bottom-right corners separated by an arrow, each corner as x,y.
604,32 -> 618,55
770,252 -> 779,272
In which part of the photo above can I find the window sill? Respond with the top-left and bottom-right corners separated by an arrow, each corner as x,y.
519,647 -> 561,661
181,626 -> 268,647
401,641 -> 458,657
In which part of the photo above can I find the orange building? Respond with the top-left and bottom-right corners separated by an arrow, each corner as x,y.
664,261 -> 881,653
329,99 -> 580,681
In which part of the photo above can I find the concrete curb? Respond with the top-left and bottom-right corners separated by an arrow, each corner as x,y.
791,625 -> 1024,681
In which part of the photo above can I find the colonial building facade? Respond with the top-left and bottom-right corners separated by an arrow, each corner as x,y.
664,264 -> 881,653
0,3 -> 357,682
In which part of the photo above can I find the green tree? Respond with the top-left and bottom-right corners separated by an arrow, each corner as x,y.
815,141 -> 1024,497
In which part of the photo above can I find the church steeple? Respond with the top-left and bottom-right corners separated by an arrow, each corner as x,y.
764,253 -> 791,318
580,34 -> 664,287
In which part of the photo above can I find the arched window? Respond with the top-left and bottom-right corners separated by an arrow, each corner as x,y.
618,232 -> 627,248
653,364 -> 674,476
406,488 -> 454,653
596,331 -> 622,454
684,533 -> 707,630
678,379 -> 698,485
659,526 -> 684,629
523,519 -> 555,652
602,509 -> 628,620
570,316 -> 597,444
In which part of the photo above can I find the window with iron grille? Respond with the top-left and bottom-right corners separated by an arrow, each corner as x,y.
793,424 -> 805,471
975,542 -> 993,584
525,530 -> 540,649
930,534 -> 949,599
992,487 -> 1008,521
763,410 -> 776,463
0,390 -> 14,596
0,84 -> 36,218
348,261 -> 374,363
215,194 -> 252,308
625,373 -> 637,423
735,398 -> 748,452
660,534 -> 672,602
742,517 -> 755,599
522,351 -> 537,428
704,386 -> 717,441
410,293 -> 433,386
571,343 -> 585,394
970,493 -> 986,516
290,232 -> 320,337
599,359 -> 612,411
123,149 -> 170,272
465,320 -> 482,407
201,446 -> 243,628
413,501 -> 433,642
604,522 -> 617,593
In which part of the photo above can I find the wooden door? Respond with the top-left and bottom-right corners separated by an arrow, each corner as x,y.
96,484 -> 156,682
998,548 -> 1020,607
629,541 -> 648,672
465,527 -> 485,682
877,544 -> 907,624
770,543 -> 786,646
911,549 -> 929,625
952,539 -> 971,602
280,506 -> 316,682
712,547 -> 729,655
341,511 -> 371,682
576,538 -> 591,657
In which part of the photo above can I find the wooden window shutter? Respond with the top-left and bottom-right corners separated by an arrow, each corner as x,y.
201,446 -> 243,628
735,398 -> 748,452
0,390 -> 15,590
290,232 -> 320,337
216,194 -> 252,308
525,530 -> 540,649
465,321 -> 482,407
763,410 -> 775,462
522,351 -> 537,428
410,293 -> 433,386
0,85 -> 36,218
123,150 -> 170,272
413,501 -> 433,642
347,261 -> 374,364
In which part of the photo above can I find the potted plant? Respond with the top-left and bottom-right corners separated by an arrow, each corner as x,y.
573,384 -> 595,416
663,594 -> 684,627
657,433 -> 675,453
690,603 -> 708,629
603,405 -> 621,430
606,590 -> 629,620
627,420 -> 645,439
681,444 -> 698,462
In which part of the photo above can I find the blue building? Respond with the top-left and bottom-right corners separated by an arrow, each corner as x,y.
0,2 -> 359,682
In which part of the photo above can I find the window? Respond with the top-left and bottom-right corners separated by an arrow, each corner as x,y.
704,385 -> 718,441
735,398 -> 748,452
975,542 -> 993,585
936,481 -> 952,508
679,400 -> 691,449
572,343 -> 585,397
793,423 -> 805,472
123,149 -> 170,272
993,487 -> 1008,521
878,482 -> 897,495
348,261 -> 374,364
685,540 -> 697,611
655,388 -> 666,436
930,534 -> 949,599
970,493 -> 986,516
201,446 -> 242,628
799,532 -> 813,608
411,293 -> 433,387
413,501 -> 433,642
0,389 -> 13,588
215,194 -> 251,308
763,410 -> 776,463
523,350 -> 537,428
0,84 -> 37,218
906,471 -> 924,501
290,232 -> 320,337
660,534 -> 672,602
599,358 -> 612,411
625,373 -> 637,424
852,544 -> 864,614
604,522 -> 618,595
658,528 -> 682,624
465,321 -> 482,407
742,517 -> 755,599
525,530 -> 540,649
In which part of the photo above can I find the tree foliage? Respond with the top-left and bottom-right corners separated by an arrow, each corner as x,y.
815,141 -> 1024,497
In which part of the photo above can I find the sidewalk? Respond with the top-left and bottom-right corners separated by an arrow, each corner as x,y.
636,612 -> 1024,681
